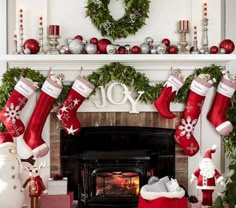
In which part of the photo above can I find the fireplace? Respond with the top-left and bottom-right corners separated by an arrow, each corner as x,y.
60,126 -> 175,207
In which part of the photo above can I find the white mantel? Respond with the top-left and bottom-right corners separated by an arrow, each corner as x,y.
0,0 -> 236,203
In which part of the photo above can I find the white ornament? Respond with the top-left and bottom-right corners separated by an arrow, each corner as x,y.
69,39 -> 84,54
85,43 -> 97,54
140,43 -> 150,54
106,44 -> 117,54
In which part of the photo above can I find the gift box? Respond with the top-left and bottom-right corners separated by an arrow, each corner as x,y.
39,192 -> 73,208
48,177 -> 68,195
138,195 -> 188,208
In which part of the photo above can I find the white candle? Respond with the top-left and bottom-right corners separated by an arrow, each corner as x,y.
19,9 -> 23,28
193,26 -> 197,40
203,3 -> 207,18
39,16 -> 43,28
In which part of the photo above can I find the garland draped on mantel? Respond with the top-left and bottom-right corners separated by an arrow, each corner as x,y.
0,62 -> 235,155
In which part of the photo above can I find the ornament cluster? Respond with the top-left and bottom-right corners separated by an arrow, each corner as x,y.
21,35 -> 235,55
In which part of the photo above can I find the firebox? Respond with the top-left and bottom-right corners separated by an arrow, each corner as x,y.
60,126 -> 175,208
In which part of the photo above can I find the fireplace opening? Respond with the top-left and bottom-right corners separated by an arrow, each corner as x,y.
60,126 -> 175,208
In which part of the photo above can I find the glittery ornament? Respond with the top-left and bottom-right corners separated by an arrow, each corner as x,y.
156,44 -> 167,54
85,43 -> 97,54
162,38 -> 170,47
68,39 -> 84,54
167,45 -> 178,54
145,37 -> 154,45
106,44 -> 116,54
140,43 -> 150,54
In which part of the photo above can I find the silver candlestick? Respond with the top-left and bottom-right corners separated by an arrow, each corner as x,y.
191,40 -> 199,54
18,27 -> 24,54
201,18 -> 209,54
38,27 -> 45,54
178,30 -> 189,54
47,35 -> 60,54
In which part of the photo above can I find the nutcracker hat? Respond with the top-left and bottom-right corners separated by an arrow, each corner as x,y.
0,132 -> 14,149
203,145 -> 217,160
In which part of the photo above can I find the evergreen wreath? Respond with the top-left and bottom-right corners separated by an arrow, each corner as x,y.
85,0 -> 150,40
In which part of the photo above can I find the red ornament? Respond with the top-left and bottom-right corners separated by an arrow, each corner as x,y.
97,38 -> 112,54
210,46 -> 219,54
167,45 -> 178,54
131,45 -> 141,54
219,39 -> 235,54
23,39 -> 40,54
74,35 -> 83,41
90,37 -> 98,45
162,38 -> 170,47
118,46 -> 126,54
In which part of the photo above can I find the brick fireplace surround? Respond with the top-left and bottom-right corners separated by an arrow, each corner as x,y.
49,111 -> 188,189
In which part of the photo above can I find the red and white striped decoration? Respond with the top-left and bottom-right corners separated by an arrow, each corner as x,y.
19,9 -> 23,28
179,20 -> 189,31
203,3 -> 207,18
193,26 -> 197,40
39,16 -> 43,28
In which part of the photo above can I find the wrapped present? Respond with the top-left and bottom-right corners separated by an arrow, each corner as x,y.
39,192 -> 74,208
48,177 -> 68,195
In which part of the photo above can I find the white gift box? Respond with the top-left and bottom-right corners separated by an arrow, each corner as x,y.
48,177 -> 68,195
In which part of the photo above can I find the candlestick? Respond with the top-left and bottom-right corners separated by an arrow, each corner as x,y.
38,17 -> 45,54
191,26 -> 199,54
178,20 -> 189,54
13,33 -> 18,54
47,25 -> 60,54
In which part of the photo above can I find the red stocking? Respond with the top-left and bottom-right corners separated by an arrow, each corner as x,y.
154,71 -> 184,119
0,77 -> 38,137
24,75 -> 63,158
207,75 -> 236,136
57,76 -> 94,135
174,75 -> 212,156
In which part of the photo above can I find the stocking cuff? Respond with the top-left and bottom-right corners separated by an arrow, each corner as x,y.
15,77 -> 38,98
72,76 -> 95,98
164,73 -> 184,93
217,77 -> 236,97
191,76 -> 212,96
42,77 -> 63,98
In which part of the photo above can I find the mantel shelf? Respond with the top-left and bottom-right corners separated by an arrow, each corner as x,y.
1,54 -> 236,65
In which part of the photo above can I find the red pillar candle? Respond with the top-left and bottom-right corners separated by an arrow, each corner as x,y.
48,25 -> 60,36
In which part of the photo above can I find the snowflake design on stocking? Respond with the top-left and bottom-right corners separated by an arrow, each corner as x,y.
178,116 -> 198,139
3,103 -> 21,123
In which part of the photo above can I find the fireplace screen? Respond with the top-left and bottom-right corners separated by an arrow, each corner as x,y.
96,171 -> 140,197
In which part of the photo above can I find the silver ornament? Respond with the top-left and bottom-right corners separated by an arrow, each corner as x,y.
220,48 -> 226,54
106,44 -> 117,54
156,44 -> 167,54
68,39 -> 84,54
145,37 -> 154,45
24,47 -> 31,54
124,44 -> 131,53
140,43 -> 150,54
85,43 -> 97,54
60,44 -> 69,54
